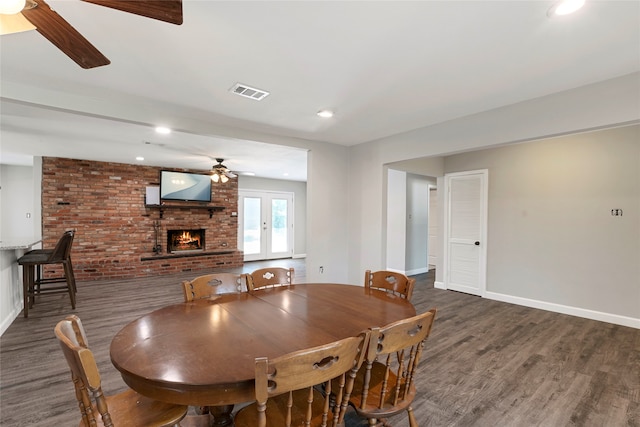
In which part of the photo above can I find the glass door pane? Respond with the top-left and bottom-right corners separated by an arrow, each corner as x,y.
239,190 -> 293,261
243,197 -> 262,256
271,198 -> 288,254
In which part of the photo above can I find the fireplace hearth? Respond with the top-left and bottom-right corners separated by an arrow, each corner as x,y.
167,229 -> 205,253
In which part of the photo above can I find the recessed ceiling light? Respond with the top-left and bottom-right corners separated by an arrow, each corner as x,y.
136,156 -> 145,161
155,126 -> 171,134
317,110 -> 334,118
547,0 -> 585,16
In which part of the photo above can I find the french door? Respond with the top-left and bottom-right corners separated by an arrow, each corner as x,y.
238,190 -> 294,261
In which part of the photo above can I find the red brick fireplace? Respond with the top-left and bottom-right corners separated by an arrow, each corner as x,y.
41,157 -> 243,281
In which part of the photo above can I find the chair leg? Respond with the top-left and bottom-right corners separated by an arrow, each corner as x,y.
63,261 -> 76,309
68,258 -> 78,294
21,265 -> 31,318
407,406 -> 418,427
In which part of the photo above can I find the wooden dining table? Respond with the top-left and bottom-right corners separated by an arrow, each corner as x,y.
110,283 -> 416,425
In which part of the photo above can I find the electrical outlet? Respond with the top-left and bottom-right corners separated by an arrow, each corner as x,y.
611,209 -> 623,216
319,266 -> 324,274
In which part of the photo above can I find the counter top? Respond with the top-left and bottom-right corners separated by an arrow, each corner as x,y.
0,239 -> 42,250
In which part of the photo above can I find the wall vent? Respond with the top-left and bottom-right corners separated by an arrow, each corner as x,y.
229,83 -> 270,101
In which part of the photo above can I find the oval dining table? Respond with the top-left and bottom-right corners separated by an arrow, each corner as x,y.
110,283 -> 416,425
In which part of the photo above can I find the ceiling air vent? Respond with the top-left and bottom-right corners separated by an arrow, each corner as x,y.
230,83 -> 270,101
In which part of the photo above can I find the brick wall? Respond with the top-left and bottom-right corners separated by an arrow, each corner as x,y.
42,157 -> 243,281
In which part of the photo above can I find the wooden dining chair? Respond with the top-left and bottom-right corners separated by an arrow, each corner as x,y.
181,272 -> 248,301
17,230 -> 77,317
364,269 -> 416,301
54,315 -> 188,427
234,331 -> 371,427
246,267 -> 294,291
348,309 -> 437,427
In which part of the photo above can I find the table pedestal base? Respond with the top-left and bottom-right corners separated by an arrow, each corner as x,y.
210,405 -> 234,426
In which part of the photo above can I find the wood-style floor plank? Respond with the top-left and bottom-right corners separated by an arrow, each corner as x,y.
1,261 -> 639,426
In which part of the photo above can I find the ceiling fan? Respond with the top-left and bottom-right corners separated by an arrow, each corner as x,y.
210,158 -> 237,183
0,0 -> 182,69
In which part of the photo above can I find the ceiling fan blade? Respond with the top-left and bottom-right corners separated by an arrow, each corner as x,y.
21,0 -> 110,69
80,0 -> 183,25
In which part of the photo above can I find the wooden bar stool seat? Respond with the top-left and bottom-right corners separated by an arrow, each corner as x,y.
17,230 -> 77,317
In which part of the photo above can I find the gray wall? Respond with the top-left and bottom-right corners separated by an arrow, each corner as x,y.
238,175 -> 307,257
347,73 -> 639,327
444,124 -> 639,320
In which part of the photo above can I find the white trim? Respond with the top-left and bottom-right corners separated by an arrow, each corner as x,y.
406,267 -> 429,276
486,291 -> 640,329
434,281 -> 446,290
292,253 -> 306,259
0,302 -> 21,337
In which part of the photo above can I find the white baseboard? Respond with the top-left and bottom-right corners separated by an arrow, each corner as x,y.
406,267 -> 428,276
292,253 -> 306,259
434,281 -> 446,290
0,303 -> 21,337
485,291 -> 640,329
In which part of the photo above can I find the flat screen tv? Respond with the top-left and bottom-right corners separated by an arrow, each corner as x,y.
160,170 -> 212,203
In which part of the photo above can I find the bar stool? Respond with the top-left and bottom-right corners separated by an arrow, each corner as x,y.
17,230 -> 77,317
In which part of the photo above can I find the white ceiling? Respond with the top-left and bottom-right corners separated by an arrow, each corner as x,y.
1,0 -> 639,181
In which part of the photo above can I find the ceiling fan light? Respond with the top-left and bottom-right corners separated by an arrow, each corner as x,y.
220,174 -> 229,183
211,173 -> 220,183
0,0 -> 26,15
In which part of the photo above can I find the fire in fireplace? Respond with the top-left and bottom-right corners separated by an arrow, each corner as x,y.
167,229 -> 205,253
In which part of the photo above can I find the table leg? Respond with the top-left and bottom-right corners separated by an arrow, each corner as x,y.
210,405 -> 234,427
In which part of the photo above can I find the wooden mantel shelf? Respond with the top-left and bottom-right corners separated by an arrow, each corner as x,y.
141,250 -> 235,261
145,204 -> 225,219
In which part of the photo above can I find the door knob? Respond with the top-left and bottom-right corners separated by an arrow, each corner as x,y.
474,241 -> 480,246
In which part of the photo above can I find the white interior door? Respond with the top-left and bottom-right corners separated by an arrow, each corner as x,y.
444,170 -> 488,296
239,190 -> 294,261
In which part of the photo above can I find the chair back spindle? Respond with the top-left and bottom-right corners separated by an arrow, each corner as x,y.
351,309 -> 437,427
234,331 -> 371,427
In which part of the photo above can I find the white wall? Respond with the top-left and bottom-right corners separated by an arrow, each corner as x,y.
405,173 -> 432,275
0,162 -> 42,335
385,169 -> 406,272
346,73 -> 640,326
305,142 -> 350,283
238,176 -> 307,257
1,164 -> 35,239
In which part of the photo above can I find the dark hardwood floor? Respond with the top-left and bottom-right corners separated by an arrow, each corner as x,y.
1,260 -> 638,426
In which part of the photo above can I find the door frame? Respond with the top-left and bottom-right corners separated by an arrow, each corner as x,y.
238,190 -> 294,261
442,169 -> 488,296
